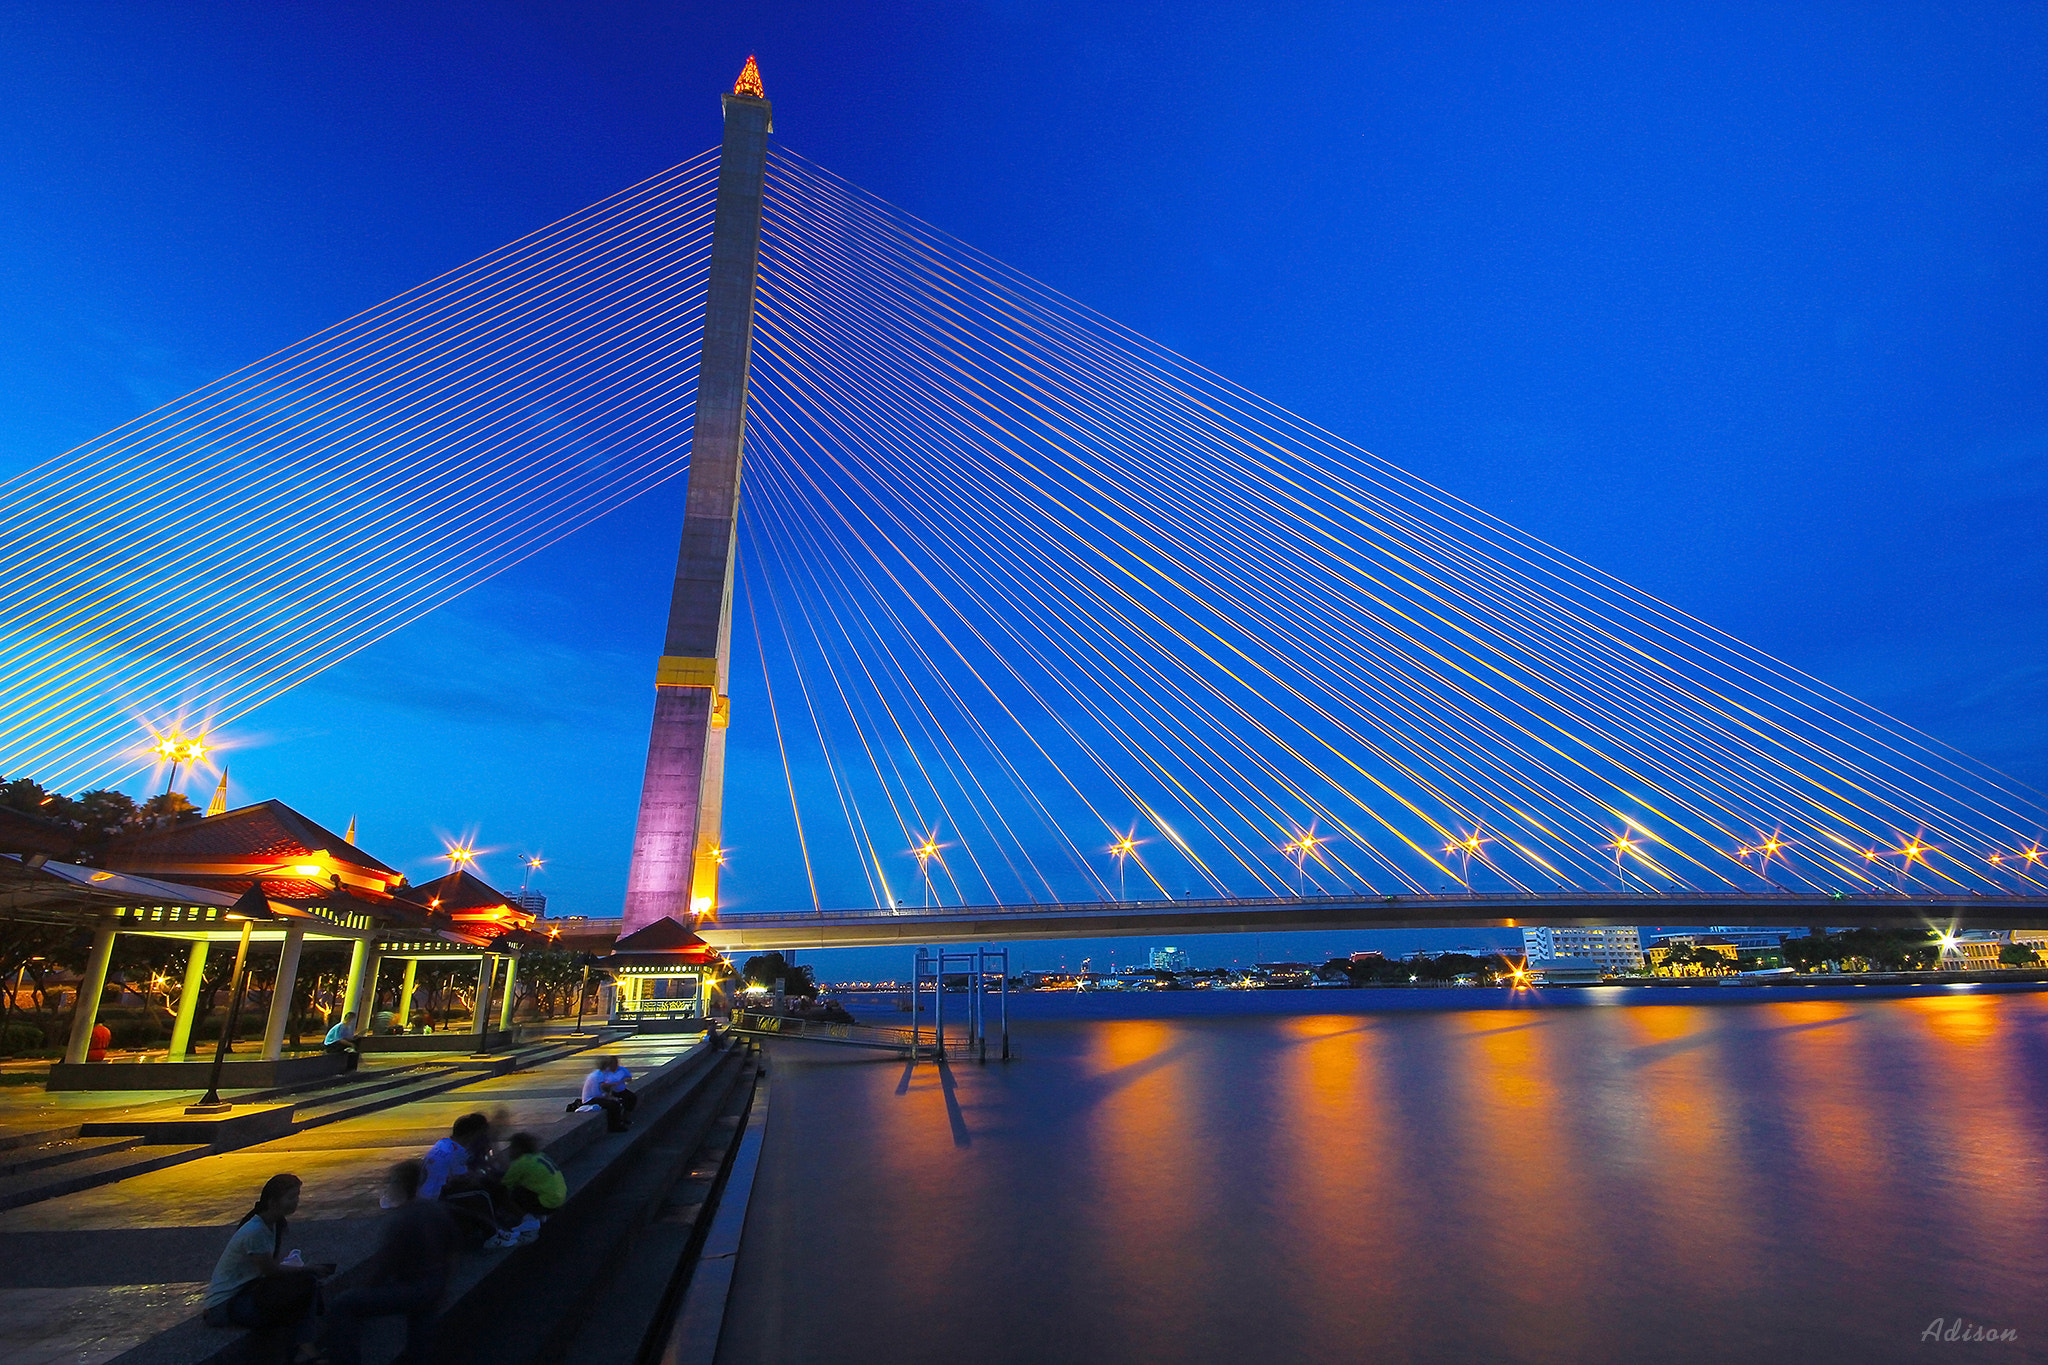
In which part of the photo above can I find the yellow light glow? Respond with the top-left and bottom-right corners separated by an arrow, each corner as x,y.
733,55 -> 764,98
291,864 -> 322,877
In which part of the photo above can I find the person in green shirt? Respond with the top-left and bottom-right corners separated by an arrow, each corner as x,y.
497,1132 -> 565,1245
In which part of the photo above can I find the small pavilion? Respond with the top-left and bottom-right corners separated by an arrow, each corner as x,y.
597,916 -> 725,1029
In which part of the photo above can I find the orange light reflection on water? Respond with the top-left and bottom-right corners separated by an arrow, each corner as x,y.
1448,1012 -> 1602,1363
1079,1019 -> 1213,1356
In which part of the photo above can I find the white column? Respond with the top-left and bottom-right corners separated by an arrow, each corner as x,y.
396,959 -> 418,1028
338,938 -> 369,1027
261,926 -> 306,1061
167,939 -> 210,1058
62,925 -> 119,1065
496,955 -> 518,1032
353,949 -> 384,1032
470,956 -> 495,1039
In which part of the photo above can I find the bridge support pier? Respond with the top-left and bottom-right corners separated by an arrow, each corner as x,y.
622,64 -> 773,935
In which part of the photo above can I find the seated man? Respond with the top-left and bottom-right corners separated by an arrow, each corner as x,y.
316,1159 -> 459,1365
573,1055 -> 637,1132
324,1015 -> 360,1071
420,1113 -> 508,1244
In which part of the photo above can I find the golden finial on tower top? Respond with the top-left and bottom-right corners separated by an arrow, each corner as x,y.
733,55 -> 764,99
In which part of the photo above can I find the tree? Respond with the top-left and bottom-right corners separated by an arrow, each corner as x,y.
2000,943 -> 2040,968
740,952 -> 817,998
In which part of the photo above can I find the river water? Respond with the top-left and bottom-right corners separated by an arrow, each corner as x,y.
719,985 -> 2048,1363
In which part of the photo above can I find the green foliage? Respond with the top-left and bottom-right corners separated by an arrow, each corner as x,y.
0,1022 -> 47,1054
1999,942 -> 2040,968
741,952 -> 818,998
0,773 -> 204,849
1783,928 -> 1940,973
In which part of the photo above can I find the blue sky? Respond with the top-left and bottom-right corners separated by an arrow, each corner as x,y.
3,3 -> 2044,975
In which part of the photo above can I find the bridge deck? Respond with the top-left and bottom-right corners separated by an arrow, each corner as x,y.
698,890 -> 2048,951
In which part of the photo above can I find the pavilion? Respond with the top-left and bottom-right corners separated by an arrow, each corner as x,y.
1,800 -> 529,1086
597,916 -> 726,1030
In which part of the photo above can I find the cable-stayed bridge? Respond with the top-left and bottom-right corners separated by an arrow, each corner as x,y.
4,60 -> 2047,944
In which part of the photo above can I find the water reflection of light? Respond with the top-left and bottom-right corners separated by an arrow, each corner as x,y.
1270,1014 -> 1403,1344
1082,1019 -> 1212,1358
1612,1005 -> 1765,1308
1448,1011 -> 1602,1358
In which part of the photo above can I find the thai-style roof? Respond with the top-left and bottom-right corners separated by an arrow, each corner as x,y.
601,915 -> 721,967
97,800 -> 403,898
399,868 -> 536,937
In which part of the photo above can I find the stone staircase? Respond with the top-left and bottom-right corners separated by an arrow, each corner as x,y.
0,1031 -> 622,1212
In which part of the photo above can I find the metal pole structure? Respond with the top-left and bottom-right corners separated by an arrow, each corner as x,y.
999,947 -> 1010,1061
909,950 -> 922,1057
934,950 -> 945,1059
574,962 -> 590,1034
974,949 -> 986,1063
188,918 -> 254,1113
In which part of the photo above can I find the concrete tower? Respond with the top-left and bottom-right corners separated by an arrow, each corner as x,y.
621,57 -> 771,933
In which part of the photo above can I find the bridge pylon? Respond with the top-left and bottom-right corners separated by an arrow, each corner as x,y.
622,58 -> 771,934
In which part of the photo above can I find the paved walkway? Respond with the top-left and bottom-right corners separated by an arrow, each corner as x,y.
0,1034 -> 700,1365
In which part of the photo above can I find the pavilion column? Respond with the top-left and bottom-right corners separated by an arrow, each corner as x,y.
471,956 -> 496,1039
396,959 -> 418,1027
167,939 -> 211,1057
354,948 -> 384,1032
496,955 -> 518,1032
261,926 -> 307,1061
62,924 -> 118,1065
338,938 -> 369,1027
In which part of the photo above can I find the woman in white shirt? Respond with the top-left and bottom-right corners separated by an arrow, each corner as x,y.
202,1173 -> 333,1331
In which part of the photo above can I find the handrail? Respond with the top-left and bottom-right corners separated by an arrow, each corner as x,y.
708,887 -> 2048,928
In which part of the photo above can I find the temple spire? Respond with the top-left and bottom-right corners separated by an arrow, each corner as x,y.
206,768 -> 228,817
733,55 -> 764,99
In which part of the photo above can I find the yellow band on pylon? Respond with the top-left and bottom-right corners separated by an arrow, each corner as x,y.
655,655 -> 718,688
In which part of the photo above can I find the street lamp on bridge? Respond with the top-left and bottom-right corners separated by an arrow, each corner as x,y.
1109,835 -> 1139,900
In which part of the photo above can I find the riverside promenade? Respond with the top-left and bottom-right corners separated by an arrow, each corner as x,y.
0,1032 -> 716,1365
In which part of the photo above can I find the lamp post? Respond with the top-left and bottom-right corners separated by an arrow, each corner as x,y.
1110,836 -> 1137,901
186,884 -> 276,1114
147,730 -> 210,799
913,836 -> 940,909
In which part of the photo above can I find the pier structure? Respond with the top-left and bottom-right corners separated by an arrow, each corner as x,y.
622,57 -> 772,936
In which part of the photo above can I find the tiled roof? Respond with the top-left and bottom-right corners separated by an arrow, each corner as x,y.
401,868 -> 518,914
98,800 -> 398,877
604,915 -> 719,964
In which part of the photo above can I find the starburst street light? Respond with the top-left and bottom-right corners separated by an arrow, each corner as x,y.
1281,832 -> 1325,896
1109,834 -> 1139,900
143,727 -> 212,797
912,834 -> 943,908
443,844 -> 478,872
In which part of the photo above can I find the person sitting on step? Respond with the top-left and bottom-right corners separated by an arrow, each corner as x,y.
202,1173 -> 335,1335
323,1016 -> 360,1071
570,1054 -> 637,1132
495,1131 -> 565,1245
420,1113 -> 511,1245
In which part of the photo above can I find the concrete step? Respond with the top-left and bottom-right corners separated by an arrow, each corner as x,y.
0,1141 -> 211,1211
234,1059 -> 440,1104
289,1066 -> 468,1131
0,1123 -> 82,1153
0,1133 -> 141,1179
